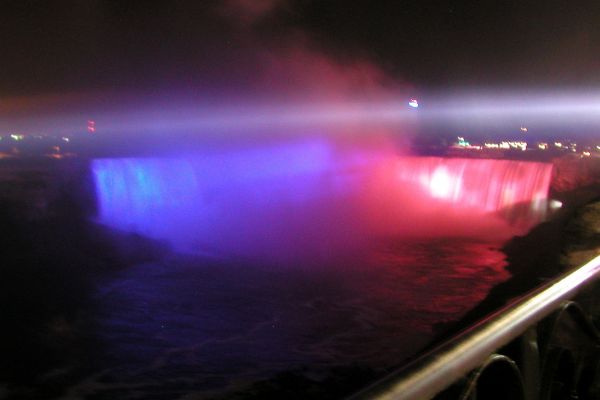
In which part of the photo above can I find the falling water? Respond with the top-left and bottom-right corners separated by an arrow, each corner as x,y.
91,140 -> 553,261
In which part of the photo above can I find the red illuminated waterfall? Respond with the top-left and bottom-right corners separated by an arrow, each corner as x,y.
395,157 -> 553,212
365,157 -> 554,238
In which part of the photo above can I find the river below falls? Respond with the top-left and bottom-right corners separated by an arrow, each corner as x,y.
54,236 -> 510,399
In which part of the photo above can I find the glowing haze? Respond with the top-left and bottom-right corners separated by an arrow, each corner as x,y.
92,141 -> 553,264
0,1 -> 598,140
11,0 -> 559,265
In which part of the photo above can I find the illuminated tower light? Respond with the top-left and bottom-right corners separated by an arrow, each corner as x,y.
408,98 -> 419,108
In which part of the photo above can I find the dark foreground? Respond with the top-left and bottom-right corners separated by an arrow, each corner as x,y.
0,208 -> 509,399
0,159 -> 599,400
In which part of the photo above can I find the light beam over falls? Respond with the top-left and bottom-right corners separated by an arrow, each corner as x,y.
92,140 -> 553,263
8,89 -> 600,137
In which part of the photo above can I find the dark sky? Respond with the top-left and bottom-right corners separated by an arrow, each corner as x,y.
281,0 -> 600,88
1,0 -> 600,98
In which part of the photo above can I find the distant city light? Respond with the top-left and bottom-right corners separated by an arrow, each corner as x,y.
456,136 -> 469,147
483,141 -> 527,151
520,126 -> 528,133
538,143 -> 548,150
452,136 -> 483,150
87,120 -> 96,133
582,151 -> 591,157
408,98 -> 419,108
10,134 -> 24,141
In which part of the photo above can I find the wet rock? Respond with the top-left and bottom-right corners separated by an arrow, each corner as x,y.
561,200 -> 600,269
552,154 -> 600,192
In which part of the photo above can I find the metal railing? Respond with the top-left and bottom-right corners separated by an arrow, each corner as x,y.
349,255 -> 600,400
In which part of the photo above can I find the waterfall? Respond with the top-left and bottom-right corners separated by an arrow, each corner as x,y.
394,157 -> 553,214
92,144 -> 553,260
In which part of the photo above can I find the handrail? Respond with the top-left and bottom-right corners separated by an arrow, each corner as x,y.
348,254 -> 600,400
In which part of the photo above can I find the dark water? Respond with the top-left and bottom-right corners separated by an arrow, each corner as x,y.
49,238 -> 509,399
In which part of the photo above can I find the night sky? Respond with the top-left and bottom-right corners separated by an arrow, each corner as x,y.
0,0 -> 600,143
1,0 -> 600,127
280,0 -> 600,89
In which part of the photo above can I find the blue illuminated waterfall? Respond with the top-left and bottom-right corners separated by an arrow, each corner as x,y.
92,140 -> 372,261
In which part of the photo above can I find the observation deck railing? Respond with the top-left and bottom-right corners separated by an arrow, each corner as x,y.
349,255 -> 600,400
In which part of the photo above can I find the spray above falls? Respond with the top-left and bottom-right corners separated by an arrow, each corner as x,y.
92,139 -> 554,263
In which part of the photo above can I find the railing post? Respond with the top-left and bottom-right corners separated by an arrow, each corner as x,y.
520,327 -> 541,400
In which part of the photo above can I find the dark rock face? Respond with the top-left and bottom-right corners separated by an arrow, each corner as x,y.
558,200 -> 600,365
552,155 -> 600,192
0,159 -> 170,397
561,201 -> 600,269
